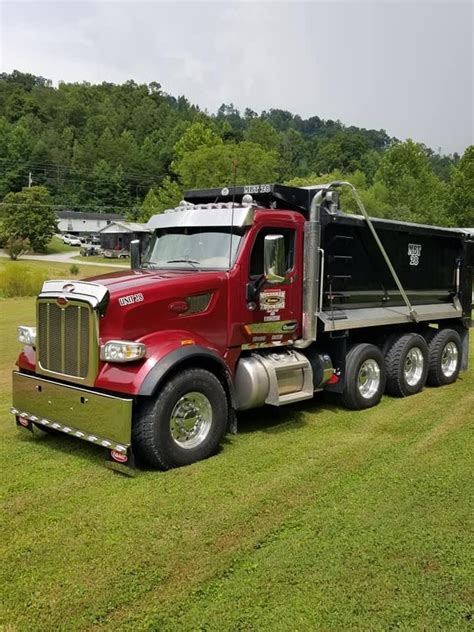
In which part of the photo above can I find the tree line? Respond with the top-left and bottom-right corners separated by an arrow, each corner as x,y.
0,69 -> 472,255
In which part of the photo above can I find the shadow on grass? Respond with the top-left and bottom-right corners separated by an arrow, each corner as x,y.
25,425 -> 108,465
235,391 -> 342,435
21,391 -> 345,473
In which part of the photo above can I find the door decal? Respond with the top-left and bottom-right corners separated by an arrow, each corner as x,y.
259,289 -> 286,312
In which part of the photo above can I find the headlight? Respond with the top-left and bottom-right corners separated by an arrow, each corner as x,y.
18,326 -> 36,347
100,340 -> 146,362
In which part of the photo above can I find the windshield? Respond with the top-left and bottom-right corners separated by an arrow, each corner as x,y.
142,227 -> 243,270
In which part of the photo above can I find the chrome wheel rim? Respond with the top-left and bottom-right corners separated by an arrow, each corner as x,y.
441,341 -> 458,377
404,347 -> 424,386
170,392 -> 213,449
357,359 -> 381,399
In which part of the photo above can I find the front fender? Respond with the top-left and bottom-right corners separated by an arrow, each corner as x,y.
94,330 -> 228,396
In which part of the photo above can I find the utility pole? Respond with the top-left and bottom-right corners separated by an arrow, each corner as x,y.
28,172 -> 33,188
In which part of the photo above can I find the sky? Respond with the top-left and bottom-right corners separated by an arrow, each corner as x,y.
0,0 -> 472,154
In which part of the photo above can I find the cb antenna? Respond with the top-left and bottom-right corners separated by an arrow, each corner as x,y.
228,159 -> 238,270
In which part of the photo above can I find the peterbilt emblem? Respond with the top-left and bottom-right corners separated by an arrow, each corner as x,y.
110,450 -> 128,463
57,283 -> 75,306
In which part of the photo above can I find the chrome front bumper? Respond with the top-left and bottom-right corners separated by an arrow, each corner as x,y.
11,371 -> 133,456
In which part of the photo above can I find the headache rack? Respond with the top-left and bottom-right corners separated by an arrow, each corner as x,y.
184,183 -> 340,217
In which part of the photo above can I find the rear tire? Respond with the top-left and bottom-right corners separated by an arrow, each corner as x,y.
133,368 -> 228,470
385,333 -> 428,397
341,343 -> 386,410
426,328 -> 462,386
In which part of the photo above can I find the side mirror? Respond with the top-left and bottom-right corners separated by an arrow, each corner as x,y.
130,239 -> 141,270
264,234 -> 286,284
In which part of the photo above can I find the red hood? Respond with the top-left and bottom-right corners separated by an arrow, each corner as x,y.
83,268 -> 228,342
86,268 -> 210,293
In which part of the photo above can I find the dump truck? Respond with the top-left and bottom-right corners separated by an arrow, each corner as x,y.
11,183 -> 473,474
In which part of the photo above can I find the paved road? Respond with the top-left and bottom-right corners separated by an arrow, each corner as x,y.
0,249 -> 126,268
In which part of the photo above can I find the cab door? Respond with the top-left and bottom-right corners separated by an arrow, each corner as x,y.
236,222 -> 303,350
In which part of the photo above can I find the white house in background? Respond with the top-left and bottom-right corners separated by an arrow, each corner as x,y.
56,211 -> 125,235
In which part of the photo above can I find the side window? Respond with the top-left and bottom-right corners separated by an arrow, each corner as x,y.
250,228 -> 295,277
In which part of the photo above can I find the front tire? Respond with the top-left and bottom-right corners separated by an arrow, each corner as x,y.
133,368 -> 228,470
341,343 -> 386,410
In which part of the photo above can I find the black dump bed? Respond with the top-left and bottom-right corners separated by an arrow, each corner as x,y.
320,212 -> 472,319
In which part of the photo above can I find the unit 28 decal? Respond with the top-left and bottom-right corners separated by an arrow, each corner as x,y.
118,293 -> 144,306
408,243 -> 422,266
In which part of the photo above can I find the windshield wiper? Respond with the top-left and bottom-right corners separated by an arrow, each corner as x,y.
166,258 -> 201,270
141,261 -> 158,269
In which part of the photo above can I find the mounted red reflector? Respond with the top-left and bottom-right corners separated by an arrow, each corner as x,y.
327,373 -> 339,385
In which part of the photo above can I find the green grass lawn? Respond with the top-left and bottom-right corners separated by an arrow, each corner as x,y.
0,259 -> 124,284
0,293 -> 472,630
44,235 -> 79,254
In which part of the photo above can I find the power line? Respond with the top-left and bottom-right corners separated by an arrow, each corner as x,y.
0,162 -> 159,190
0,157 -> 163,184
0,201 -> 139,211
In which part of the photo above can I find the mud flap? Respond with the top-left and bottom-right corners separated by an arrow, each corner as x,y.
228,408 -> 238,435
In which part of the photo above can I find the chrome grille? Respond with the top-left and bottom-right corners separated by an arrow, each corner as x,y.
38,301 -> 91,379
